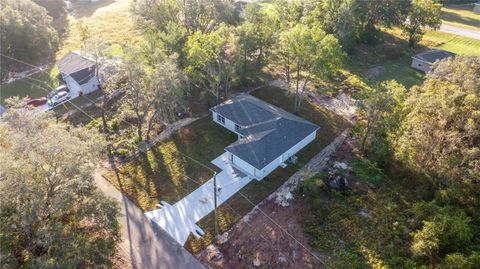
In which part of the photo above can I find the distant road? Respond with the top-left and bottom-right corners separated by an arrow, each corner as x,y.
440,24 -> 480,39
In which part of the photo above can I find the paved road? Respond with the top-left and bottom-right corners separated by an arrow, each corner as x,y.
440,24 -> 480,40
94,171 -> 206,269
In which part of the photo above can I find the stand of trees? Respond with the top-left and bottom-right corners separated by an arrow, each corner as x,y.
0,0 -> 60,78
0,109 -> 120,268
357,56 -> 480,267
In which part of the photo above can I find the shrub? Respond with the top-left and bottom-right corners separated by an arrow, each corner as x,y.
351,159 -> 384,184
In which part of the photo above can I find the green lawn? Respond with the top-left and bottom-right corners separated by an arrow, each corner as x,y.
441,3 -> 480,31
345,27 -> 480,91
103,86 -> 349,253
103,118 -> 238,211
0,67 -> 60,105
347,54 -> 425,90
58,0 -> 141,59
423,30 -> 480,56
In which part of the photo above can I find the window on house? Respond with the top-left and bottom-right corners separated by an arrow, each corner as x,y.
235,124 -> 241,131
217,115 -> 225,124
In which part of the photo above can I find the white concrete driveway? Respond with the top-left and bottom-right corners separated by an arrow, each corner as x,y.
145,152 -> 254,246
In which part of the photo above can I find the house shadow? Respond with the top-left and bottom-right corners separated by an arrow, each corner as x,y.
71,0 -> 116,19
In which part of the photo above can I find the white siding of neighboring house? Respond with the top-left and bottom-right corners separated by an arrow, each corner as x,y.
62,73 -> 99,95
230,129 -> 317,181
411,57 -> 431,73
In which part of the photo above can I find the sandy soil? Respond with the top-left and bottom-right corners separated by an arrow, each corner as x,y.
197,197 -> 326,269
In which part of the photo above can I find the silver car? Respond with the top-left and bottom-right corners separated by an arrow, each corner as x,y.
47,91 -> 71,106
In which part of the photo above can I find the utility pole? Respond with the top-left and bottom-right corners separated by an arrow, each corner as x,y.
213,171 -> 219,238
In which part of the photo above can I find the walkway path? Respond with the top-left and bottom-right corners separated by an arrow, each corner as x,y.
440,24 -> 480,39
94,171 -> 206,269
93,117 -> 205,269
145,153 -> 254,246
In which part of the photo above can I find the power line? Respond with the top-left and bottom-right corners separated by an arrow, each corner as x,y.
3,53 -> 328,267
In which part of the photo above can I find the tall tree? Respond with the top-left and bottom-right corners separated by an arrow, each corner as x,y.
32,0 -> 68,33
356,80 -> 407,165
0,0 -> 59,76
184,27 -> 233,103
121,52 -> 186,144
0,109 -> 120,268
279,24 -> 344,113
354,0 -> 410,43
132,0 -> 235,34
402,0 -> 442,48
307,0 -> 359,51
394,56 -> 480,184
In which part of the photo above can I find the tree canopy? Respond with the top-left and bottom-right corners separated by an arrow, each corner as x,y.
0,109 -> 120,268
0,0 -> 59,75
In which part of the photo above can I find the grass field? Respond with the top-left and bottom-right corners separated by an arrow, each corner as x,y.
422,30 -> 480,56
1,0 -> 139,105
441,3 -> 480,31
103,86 -> 349,253
346,27 -> 480,91
58,0 -> 142,59
0,67 -> 60,105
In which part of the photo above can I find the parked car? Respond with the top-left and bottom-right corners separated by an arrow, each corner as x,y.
47,91 -> 70,106
48,85 -> 69,99
27,97 -> 47,107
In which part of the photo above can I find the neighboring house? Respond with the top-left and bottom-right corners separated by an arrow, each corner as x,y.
57,51 -> 100,96
474,2 -> 480,13
211,94 -> 319,181
411,49 -> 456,72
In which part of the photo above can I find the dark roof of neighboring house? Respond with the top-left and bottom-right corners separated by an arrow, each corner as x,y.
212,94 -> 319,170
57,52 -> 96,85
412,49 -> 456,64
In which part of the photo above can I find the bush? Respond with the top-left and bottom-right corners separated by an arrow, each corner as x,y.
350,159 -> 384,184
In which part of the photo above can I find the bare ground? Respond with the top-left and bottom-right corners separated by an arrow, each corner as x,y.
197,197 -> 326,269
197,130 -> 350,269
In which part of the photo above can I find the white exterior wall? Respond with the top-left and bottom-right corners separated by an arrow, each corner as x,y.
231,130 -> 318,181
211,111 -> 241,134
281,131 -> 316,162
62,73 -> 99,95
229,152 -> 256,176
80,76 -> 100,94
411,58 -> 431,73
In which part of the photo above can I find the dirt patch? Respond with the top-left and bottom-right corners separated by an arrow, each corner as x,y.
197,197 -> 327,269
366,66 -> 385,78
196,131 -> 350,269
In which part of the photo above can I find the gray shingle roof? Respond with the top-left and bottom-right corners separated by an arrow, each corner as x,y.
213,94 -> 319,170
57,52 -> 96,85
413,49 -> 456,64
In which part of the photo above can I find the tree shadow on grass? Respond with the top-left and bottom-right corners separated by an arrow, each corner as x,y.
441,10 -> 480,29
71,0 -> 116,19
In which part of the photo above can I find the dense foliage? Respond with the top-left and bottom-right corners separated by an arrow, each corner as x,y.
0,0 -> 59,75
0,109 -> 120,268
350,56 -> 480,268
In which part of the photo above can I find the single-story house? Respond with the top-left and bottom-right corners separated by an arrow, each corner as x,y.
411,49 -> 456,72
474,2 -> 480,13
57,51 -> 100,95
211,94 -> 319,181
